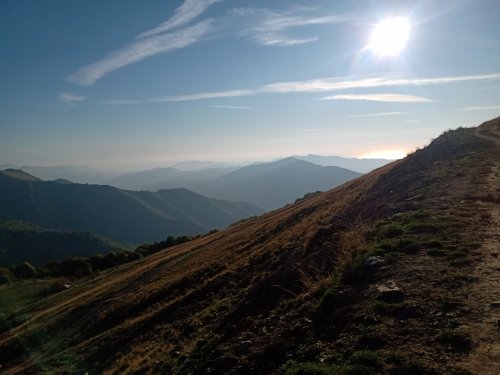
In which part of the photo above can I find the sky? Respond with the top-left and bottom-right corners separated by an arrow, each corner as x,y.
1,0 -> 500,170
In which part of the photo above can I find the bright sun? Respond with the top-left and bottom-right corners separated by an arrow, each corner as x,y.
369,17 -> 410,56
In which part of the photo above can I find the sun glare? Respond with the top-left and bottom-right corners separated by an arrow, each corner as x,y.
369,17 -> 410,56
361,149 -> 408,160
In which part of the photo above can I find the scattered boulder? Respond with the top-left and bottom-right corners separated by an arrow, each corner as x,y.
237,340 -> 252,354
376,282 -> 404,303
363,256 -> 385,268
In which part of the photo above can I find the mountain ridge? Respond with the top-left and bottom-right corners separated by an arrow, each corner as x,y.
294,154 -> 393,173
0,172 -> 262,244
187,157 -> 362,210
0,118 -> 498,374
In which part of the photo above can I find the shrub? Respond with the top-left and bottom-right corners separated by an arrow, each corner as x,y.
11,262 -> 37,279
43,258 -> 92,278
0,267 -> 13,285
379,225 -> 404,239
438,329 -> 472,352
427,249 -> 446,257
280,361 -> 339,375
348,351 -> 383,371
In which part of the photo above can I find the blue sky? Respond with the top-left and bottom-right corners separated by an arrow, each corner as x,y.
1,0 -> 500,170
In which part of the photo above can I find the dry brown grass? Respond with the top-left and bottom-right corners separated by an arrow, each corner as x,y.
1,118 -> 499,374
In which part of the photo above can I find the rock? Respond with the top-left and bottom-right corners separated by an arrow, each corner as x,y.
491,301 -> 500,308
237,340 -> 252,353
364,256 -> 385,268
211,355 -> 238,372
377,282 -> 404,303
318,286 -> 353,312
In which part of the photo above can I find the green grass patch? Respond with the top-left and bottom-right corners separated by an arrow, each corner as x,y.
447,250 -> 468,259
348,351 -> 383,372
426,249 -> 446,257
280,360 -> 378,375
448,258 -> 472,267
438,329 -> 472,352
280,361 -> 341,375
422,240 -> 443,249
357,326 -> 385,349
0,279 -> 54,314
378,225 -> 405,239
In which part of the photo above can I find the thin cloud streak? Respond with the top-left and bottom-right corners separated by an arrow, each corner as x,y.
323,94 -> 432,102
210,105 -> 258,110
262,73 -> 500,93
103,89 -> 254,105
167,90 -> 255,102
137,0 -> 222,39
103,72 -> 500,105
232,7 -> 358,47
67,0 -> 221,87
458,105 -> 500,111
67,20 -> 213,86
257,36 -> 318,47
347,111 -> 403,118
58,92 -> 87,102
68,3 -> 354,86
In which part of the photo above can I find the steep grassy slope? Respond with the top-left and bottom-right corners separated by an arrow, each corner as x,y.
0,221 -> 128,266
0,119 -> 498,374
0,172 -> 262,244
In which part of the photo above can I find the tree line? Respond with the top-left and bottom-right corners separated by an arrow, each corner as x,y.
0,231 -> 218,285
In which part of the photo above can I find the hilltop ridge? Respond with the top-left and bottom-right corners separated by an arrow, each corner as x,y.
0,173 -> 262,244
0,118 -> 498,374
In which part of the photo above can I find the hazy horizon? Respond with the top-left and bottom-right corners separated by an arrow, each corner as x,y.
2,1 -> 500,169
1,152 -> 398,174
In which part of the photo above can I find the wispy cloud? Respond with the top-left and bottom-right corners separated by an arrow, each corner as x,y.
263,73 -> 500,93
231,7 -> 357,47
67,0 -> 220,86
166,90 -> 254,102
347,111 -> 403,118
103,72 -> 500,105
323,94 -> 432,102
67,20 -> 213,86
137,0 -> 222,39
58,92 -> 87,103
210,105 -> 257,110
458,105 -> 500,111
448,84 -> 500,94
103,89 -> 254,105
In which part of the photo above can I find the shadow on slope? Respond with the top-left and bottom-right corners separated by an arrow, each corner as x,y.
0,118 -> 498,374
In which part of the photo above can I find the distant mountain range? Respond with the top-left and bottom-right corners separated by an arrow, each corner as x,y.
0,165 -> 118,184
3,154 -> 391,187
192,157 -> 362,210
0,169 -> 262,244
3,155 -> 387,212
104,157 -> 363,210
294,154 -> 393,173
109,166 -> 236,191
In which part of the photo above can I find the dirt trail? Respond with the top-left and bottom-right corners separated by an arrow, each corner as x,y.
459,124 -> 500,374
